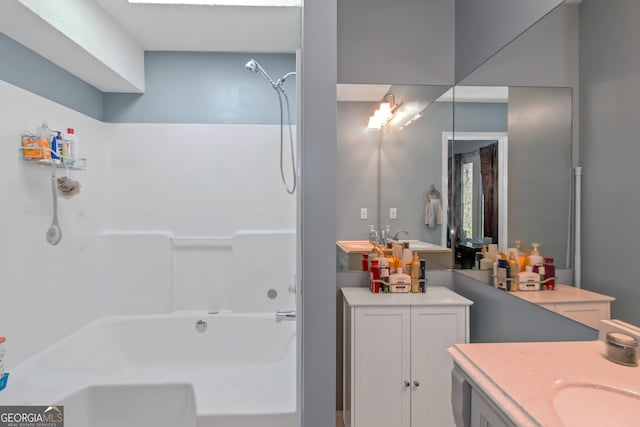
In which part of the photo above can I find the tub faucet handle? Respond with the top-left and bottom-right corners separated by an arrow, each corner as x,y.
275,310 -> 296,322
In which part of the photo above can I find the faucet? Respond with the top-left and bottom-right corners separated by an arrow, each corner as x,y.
276,310 -> 296,322
368,226 -> 383,245
392,230 -> 410,241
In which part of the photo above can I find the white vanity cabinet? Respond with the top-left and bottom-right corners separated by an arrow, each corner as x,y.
342,287 -> 472,427
511,284 -> 614,329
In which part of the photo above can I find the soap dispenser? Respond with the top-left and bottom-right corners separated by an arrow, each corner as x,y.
529,243 -> 543,267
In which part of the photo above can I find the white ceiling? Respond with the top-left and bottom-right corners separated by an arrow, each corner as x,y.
95,0 -> 301,52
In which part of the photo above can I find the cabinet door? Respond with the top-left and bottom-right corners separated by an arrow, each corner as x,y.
470,388 -> 511,427
353,306 -> 411,427
554,302 -> 609,329
411,306 -> 467,427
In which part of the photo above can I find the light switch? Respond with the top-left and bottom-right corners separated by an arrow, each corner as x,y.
390,208 -> 397,219
360,208 -> 368,219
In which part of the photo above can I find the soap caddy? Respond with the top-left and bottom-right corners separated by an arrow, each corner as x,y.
0,373 -> 8,391
493,275 -> 558,292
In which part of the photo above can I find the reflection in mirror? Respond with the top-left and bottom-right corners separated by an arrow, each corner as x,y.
336,84 -> 454,271
450,86 -> 572,269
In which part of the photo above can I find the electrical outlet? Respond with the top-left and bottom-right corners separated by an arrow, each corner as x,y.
390,208 -> 397,219
360,208 -> 368,220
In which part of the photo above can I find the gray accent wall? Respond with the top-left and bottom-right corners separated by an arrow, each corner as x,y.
455,0 -> 564,83
459,4 -> 578,89
508,87 -> 572,265
337,102 -> 380,240
0,32 -> 103,120
1,33 -> 295,125
453,271 -> 598,343
301,0 -> 337,425
338,0 -> 454,85
380,101 -> 454,246
579,0 -> 640,325
103,52 -> 296,124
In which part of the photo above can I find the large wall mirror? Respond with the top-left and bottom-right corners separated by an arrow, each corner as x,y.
451,0 -> 578,270
336,84 -> 454,271
451,85 -> 572,268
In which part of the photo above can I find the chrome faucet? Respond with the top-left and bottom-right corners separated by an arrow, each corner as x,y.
368,228 -> 383,245
276,310 -> 296,322
392,230 -> 409,241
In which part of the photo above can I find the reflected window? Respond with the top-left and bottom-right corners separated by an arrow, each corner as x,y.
460,152 -> 483,241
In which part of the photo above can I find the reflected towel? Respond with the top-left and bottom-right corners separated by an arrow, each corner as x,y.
425,198 -> 443,227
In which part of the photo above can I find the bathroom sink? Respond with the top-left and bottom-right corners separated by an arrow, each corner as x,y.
552,384 -> 640,426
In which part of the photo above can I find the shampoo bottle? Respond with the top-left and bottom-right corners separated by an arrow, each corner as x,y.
410,252 -> 421,293
507,252 -> 519,292
402,242 -> 413,274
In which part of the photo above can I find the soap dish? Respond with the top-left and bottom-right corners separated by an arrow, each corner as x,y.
605,332 -> 638,367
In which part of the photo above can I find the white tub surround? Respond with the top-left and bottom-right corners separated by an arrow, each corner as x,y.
0,313 -> 297,427
449,341 -> 640,427
510,284 -> 615,329
342,287 -> 472,427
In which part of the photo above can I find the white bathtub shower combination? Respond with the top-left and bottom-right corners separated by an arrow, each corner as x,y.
0,312 -> 297,427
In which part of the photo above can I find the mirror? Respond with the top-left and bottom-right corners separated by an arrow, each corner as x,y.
451,85 -> 572,268
451,0 -> 640,331
336,84 -> 453,271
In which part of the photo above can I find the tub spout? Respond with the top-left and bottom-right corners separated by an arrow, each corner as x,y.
276,310 -> 296,322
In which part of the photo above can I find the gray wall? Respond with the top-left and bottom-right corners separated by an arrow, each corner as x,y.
336,102 -> 380,240
508,87 -> 572,265
103,52 -> 296,124
0,32 -> 103,120
579,0 -> 640,325
459,3 -> 580,169
380,101 -> 453,245
301,0 -> 337,425
453,271 -> 598,342
1,33 -> 295,125
459,4 -> 578,88
338,0 -> 454,85
455,0 -> 564,82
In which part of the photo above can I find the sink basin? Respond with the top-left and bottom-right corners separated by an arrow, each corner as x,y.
553,384 -> 640,426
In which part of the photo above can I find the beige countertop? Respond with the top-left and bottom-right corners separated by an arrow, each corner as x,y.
336,240 -> 451,254
449,341 -> 640,426
511,284 -> 615,304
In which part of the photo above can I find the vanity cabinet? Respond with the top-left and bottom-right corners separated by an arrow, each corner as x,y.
511,284 -> 614,329
342,287 -> 472,427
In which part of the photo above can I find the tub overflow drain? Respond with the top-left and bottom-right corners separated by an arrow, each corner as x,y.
195,320 -> 208,333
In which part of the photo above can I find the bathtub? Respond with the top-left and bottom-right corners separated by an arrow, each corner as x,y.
0,312 -> 298,427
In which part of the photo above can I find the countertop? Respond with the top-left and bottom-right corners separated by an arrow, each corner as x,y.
449,341 -> 640,426
511,284 -> 615,304
336,240 -> 451,254
341,286 -> 473,307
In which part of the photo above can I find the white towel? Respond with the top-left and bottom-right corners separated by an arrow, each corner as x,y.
425,198 -> 443,227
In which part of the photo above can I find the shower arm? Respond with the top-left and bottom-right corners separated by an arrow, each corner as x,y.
276,72 -> 296,88
254,62 -> 279,89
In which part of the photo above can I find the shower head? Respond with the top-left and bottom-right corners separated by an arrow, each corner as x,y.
245,59 -> 258,73
244,58 -> 278,88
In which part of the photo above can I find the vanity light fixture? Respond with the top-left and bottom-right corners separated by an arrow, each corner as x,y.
367,94 -> 399,131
